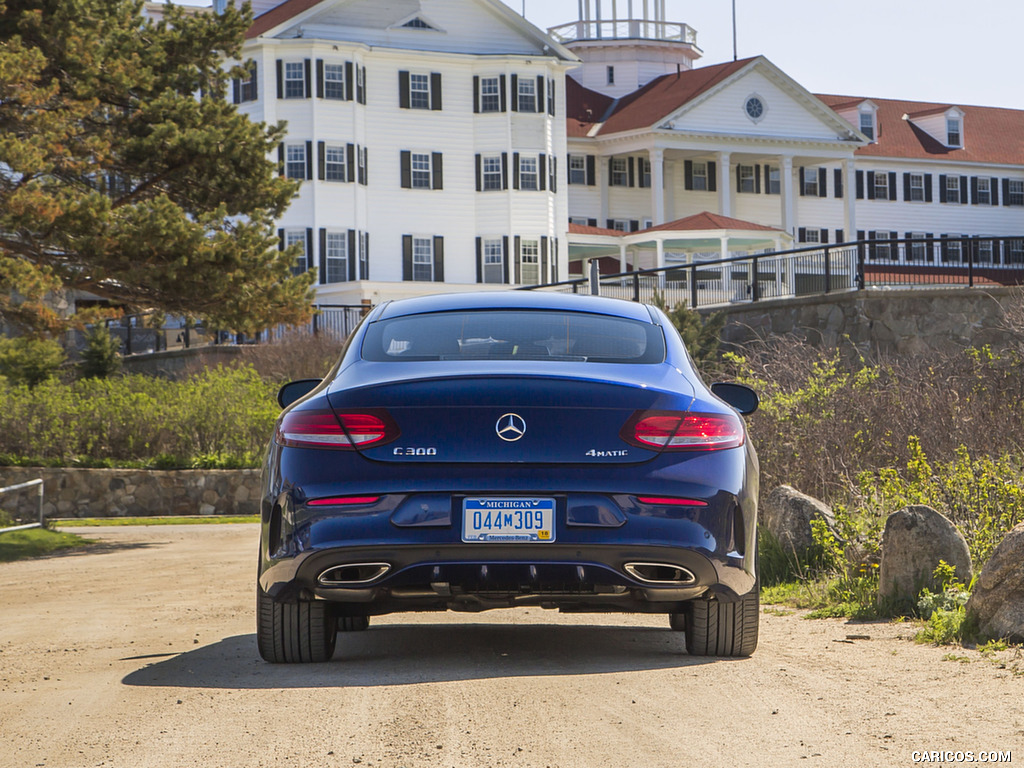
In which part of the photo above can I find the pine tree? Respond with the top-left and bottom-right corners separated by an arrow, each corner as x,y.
0,0 -> 315,335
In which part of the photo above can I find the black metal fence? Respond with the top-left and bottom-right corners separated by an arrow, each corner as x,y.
526,236 -> 1024,308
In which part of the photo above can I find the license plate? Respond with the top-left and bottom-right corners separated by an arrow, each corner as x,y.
462,498 -> 556,543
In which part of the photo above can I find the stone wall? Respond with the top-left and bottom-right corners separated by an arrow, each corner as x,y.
0,467 -> 261,520
713,287 -> 1018,356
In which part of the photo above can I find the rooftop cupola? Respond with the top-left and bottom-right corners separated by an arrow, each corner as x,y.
548,0 -> 702,98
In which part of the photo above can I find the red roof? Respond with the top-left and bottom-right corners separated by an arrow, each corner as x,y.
247,0 -> 324,38
568,222 -> 625,237
565,77 -> 615,138
643,212 -> 781,234
817,94 -> 1024,165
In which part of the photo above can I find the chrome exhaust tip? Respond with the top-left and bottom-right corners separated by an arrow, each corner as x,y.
318,563 -> 391,586
623,562 -> 696,585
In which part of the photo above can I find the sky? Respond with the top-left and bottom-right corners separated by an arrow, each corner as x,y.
499,0 -> 1024,110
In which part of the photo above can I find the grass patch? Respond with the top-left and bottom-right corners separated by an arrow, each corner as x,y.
761,574 -> 883,620
0,527 -> 92,562
55,515 -> 259,527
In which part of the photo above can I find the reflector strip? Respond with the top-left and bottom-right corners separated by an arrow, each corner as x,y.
308,496 -> 380,507
636,496 -> 708,507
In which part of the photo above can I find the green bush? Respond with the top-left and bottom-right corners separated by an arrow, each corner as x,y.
0,337 -> 66,387
78,326 -> 122,379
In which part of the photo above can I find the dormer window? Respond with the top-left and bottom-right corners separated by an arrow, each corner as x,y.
402,17 -> 435,30
859,111 -> 874,141
947,117 -> 962,147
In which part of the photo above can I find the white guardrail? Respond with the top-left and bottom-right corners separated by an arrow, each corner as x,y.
0,479 -> 44,534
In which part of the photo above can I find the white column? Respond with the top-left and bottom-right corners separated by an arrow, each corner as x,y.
650,147 -> 665,225
663,160 -> 676,220
717,152 -> 731,217
656,238 -> 665,288
599,156 -> 610,227
720,236 -> 729,261
780,155 -> 794,237
619,242 -> 628,273
844,158 -> 857,243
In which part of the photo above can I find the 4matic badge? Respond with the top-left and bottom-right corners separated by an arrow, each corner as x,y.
586,449 -> 629,457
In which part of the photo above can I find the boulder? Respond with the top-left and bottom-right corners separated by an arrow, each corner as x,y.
761,485 -> 840,558
966,522 -> 1024,643
877,505 -> 972,607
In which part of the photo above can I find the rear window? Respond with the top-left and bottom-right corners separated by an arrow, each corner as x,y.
361,310 -> 665,364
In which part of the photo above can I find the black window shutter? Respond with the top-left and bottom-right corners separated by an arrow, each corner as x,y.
305,228 -> 314,271
991,177 -> 1000,205
606,219 -> 614,229
475,154 -> 482,191
277,228 -> 284,250
541,236 -> 549,282
346,144 -> 356,183
550,156 -> 557,193
587,218 -> 597,227
940,235 -> 949,262
836,229 -> 844,243
345,62 -> 353,101
888,172 -> 897,201
357,146 -> 363,186
818,168 -> 827,198
316,59 -> 324,99
500,74 -> 507,112
275,60 -> 283,99
232,78 -> 240,104
318,228 -> 327,284
361,233 -> 369,279
432,152 -> 443,190
398,71 -> 410,109
866,171 -> 875,200
798,167 -> 805,196
925,174 -> 933,202
856,170 -> 863,199
514,236 -> 521,283
473,76 -> 480,113
538,154 -> 547,191
502,236 -> 510,283
250,62 -> 258,99
820,229 -> 829,243
798,227 -> 806,243
586,155 -> 595,186
510,74 -> 518,112
317,141 -> 325,181
735,164 -> 742,193
939,175 -> 947,203
400,151 -> 411,189
856,230 -> 865,261
303,59 -> 312,98
347,230 -> 357,281
868,231 -> 877,260
513,152 -> 520,190
834,168 -> 842,199
305,140 -> 313,180
960,176 -> 969,204
971,176 -> 979,205
277,144 -> 284,176
475,237 -> 482,282
630,220 -> 639,232
684,160 -> 693,190
707,161 -> 717,192
1003,178 -> 1011,206
433,236 -> 444,281
431,73 -> 442,110
536,75 -> 544,113
502,152 -> 509,189
402,235 -> 413,280
903,173 -> 911,201
548,79 -> 555,116
628,157 -> 635,188
755,165 -> 762,194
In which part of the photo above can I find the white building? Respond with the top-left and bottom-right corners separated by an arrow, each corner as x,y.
225,0 -> 1024,306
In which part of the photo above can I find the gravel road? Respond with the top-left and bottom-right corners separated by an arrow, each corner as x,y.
0,524 -> 1021,768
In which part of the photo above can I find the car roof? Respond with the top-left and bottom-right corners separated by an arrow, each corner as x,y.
375,290 -> 657,323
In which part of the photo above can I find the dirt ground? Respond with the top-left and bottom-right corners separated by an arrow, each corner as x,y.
0,524 -> 1020,768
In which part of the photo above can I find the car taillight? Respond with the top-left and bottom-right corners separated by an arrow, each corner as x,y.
621,410 -> 745,451
276,410 -> 398,449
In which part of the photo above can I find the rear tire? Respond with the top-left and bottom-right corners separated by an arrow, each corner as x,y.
682,590 -> 759,657
257,586 -> 337,663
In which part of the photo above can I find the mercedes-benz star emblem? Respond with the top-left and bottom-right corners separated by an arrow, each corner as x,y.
496,413 -> 527,442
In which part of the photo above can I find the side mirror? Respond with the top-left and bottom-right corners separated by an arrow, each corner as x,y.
277,379 -> 322,409
711,382 -> 759,415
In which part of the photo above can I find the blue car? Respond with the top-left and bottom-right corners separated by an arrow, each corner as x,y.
257,291 -> 759,662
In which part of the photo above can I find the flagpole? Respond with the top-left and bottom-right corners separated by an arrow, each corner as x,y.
732,0 -> 737,60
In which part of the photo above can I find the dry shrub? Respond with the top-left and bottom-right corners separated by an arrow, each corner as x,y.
237,331 -> 346,383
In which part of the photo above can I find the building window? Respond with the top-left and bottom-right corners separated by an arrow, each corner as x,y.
606,66 -> 615,85
766,165 -> 780,194
859,111 -> 874,140
285,144 -> 306,179
324,145 -> 346,181
1009,180 -> 1024,206
517,77 -> 536,112
692,161 -> 708,191
519,156 -> 538,190
569,217 -> 589,226
410,73 -> 431,109
285,230 -> 306,275
482,238 -> 503,283
1007,239 -> 1024,264
284,62 -> 305,99
977,238 -> 994,263
944,237 -> 963,263
738,165 -> 755,193
946,175 -> 961,203
358,146 -> 367,185
480,76 -> 501,112
977,177 -> 992,205
873,172 -> 889,201
947,117 -> 961,147
412,237 -> 434,281
520,239 -> 540,285
411,153 -> 432,189
323,63 -> 345,100
803,228 -> 820,244
909,173 -> 925,202
873,231 -> 892,260
909,233 -> 928,262
568,155 -> 586,185
325,232 -> 348,282
482,155 -> 503,191
610,157 -> 628,187
239,63 -> 257,102
802,168 -> 819,196
640,158 -> 651,188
